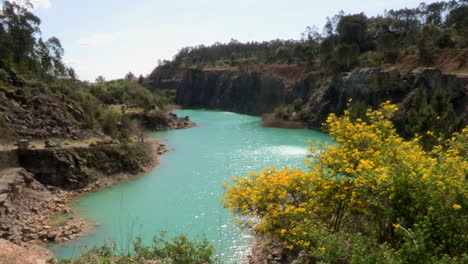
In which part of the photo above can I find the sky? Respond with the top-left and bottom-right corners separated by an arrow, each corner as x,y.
27,0 -> 440,81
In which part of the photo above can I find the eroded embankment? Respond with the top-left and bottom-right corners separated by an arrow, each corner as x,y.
0,139 -> 166,249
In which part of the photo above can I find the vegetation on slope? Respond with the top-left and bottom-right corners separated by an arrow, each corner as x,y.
223,102 -> 467,263
0,0 -> 174,143
151,0 -> 467,74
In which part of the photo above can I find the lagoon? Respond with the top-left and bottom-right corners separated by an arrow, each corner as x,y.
49,110 -> 330,263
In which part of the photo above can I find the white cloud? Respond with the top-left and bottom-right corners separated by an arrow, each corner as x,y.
31,0 -> 51,9
78,33 -> 114,46
64,59 -> 80,66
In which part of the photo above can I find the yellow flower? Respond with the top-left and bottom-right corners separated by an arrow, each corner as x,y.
222,104 -> 468,254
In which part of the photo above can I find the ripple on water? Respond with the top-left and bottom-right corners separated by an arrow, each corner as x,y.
257,145 -> 309,156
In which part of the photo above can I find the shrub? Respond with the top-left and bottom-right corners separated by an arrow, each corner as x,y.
223,102 -> 467,263
358,51 -> 383,67
405,88 -> 463,149
100,108 -> 122,139
57,232 -> 215,264
0,69 -> 7,83
273,100 -> 310,122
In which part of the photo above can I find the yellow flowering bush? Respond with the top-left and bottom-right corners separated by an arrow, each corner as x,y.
223,102 -> 467,263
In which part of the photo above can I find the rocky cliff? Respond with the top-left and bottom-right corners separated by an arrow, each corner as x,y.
176,69 -> 289,115
174,66 -> 467,130
16,143 -> 153,190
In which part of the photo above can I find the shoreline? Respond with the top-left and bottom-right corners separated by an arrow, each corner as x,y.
0,137 -> 169,249
45,137 -> 169,245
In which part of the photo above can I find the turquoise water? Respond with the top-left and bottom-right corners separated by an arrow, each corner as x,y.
48,110 -> 330,263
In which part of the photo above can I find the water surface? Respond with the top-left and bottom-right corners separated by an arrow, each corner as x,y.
49,110 -> 330,263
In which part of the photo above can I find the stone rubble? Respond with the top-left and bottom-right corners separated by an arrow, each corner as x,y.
0,168 -> 89,246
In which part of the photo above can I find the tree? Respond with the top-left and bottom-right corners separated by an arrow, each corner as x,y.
0,0 -> 72,78
336,14 -> 369,50
67,67 -> 78,81
335,43 -> 360,70
35,37 -> 66,77
125,71 -> 135,81
377,33 -> 397,63
387,7 -> 421,33
405,88 -> 463,149
45,37 -> 65,76
446,5 -> 468,36
424,2 -> 446,26
137,74 -> 144,84
0,0 -> 40,70
95,75 -> 105,84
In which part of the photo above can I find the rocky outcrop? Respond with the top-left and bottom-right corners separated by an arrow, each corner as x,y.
175,67 -> 467,129
248,235 -> 306,264
0,150 -> 19,170
305,67 -> 467,129
0,238 -> 53,264
128,111 -> 195,131
16,143 -> 153,190
0,140 -> 167,247
0,168 -> 83,246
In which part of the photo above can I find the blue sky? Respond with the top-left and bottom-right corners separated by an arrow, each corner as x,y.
29,0 -> 438,81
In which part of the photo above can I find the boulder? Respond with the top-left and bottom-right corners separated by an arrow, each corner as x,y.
0,239 -> 54,264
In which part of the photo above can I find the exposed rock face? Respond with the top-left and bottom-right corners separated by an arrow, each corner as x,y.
17,144 -> 153,190
0,239 -> 53,264
0,150 -> 19,170
305,67 -> 467,129
175,67 -> 467,129
17,148 -> 89,189
176,69 -> 290,115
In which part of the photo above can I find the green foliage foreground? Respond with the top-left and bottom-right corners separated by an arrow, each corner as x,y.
57,232 -> 215,264
223,102 -> 467,263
